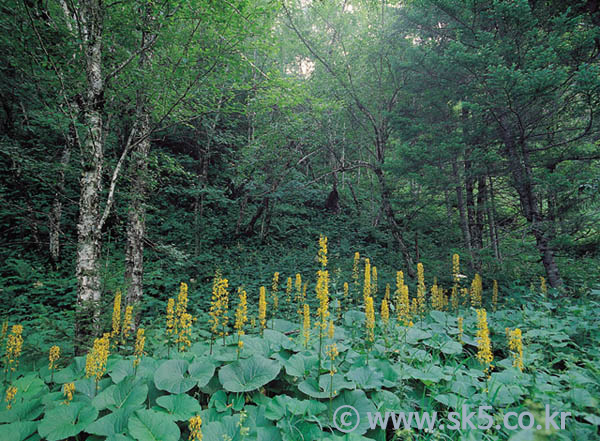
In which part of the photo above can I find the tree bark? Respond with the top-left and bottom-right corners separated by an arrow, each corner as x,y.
486,176 -> 501,261
125,5 -> 154,308
475,175 -> 486,250
75,0 -> 105,350
452,158 -> 475,271
501,130 -> 563,287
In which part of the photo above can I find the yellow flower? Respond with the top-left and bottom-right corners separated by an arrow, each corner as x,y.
397,284 -> 411,326
326,343 -> 338,376
475,309 -> 493,371
111,290 -> 122,338
63,382 -> 75,404
470,274 -> 483,308
540,276 -> 547,295
452,253 -> 460,283
371,266 -> 378,297
177,313 -> 193,352
303,304 -> 310,348
380,298 -> 389,327
272,272 -> 279,313
285,277 -> 292,303
85,334 -> 110,383
133,328 -> 145,367
258,286 -> 267,334
417,263 -> 426,316
492,280 -> 498,311
235,287 -> 248,335
508,328 -> 524,371
352,252 -> 360,287
343,282 -> 349,308
5,386 -> 17,409
363,259 -> 371,303
5,324 -> 23,372
189,415 -> 203,441
166,298 -> 175,336
176,282 -> 189,320
457,317 -> 464,344
318,235 -> 328,267
451,286 -> 459,311
122,305 -> 134,340
365,296 -> 375,343
294,273 -> 303,314
316,269 -> 330,331
209,275 -> 229,341
49,345 -> 60,370
328,319 -> 335,339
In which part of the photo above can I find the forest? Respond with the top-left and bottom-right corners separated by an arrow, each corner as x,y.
0,0 -> 599,440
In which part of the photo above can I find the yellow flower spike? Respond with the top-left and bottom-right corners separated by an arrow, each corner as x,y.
316,269 -> 330,331
85,334 -> 110,385
508,328 -> 524,371
326,343 -> 339,376
5,386 -> 17,409
271,273 -> 279,314
258,286 -> 267,335
343,282 -> 349,309
470,274 -> 483,308
451,286 -> 459,311
397,284 -> 411,326
49,345 -> 60,370
381,298 -> 389,328
352,252 -> 360,287
63,382 -> 75,404
475,309 -> 493,372
540,276 -> 547,295
177,313 -> 193,352
318,235 -> 328,268
189,415 -> 203,441
371,266 -> 378,297
492,280 -> 498,311
303,304 -> 310,348
457,317 -> 464,344
111,290 -> 122,338
5,324 -> 23,373
452,253 -> 460,284
235,287 -> 248,355
286,277 -> 292,304
365,296 -> 375,343
363,259 -> 371,303
165,298 -> 175,336
122,305 -> 133,341
417,263 -> 426,317
384,284 -> 390,302
328,319 -> 335,339
133,328 -> 145,367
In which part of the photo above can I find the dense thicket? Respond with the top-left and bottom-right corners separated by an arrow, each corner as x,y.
1,0 -> 599,336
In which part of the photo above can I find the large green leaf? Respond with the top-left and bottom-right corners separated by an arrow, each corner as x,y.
127,409 -> 180,441
188,359 -> 216,388
0,421 -> 37,441
86,407 -> 134,437
153,360 -> 196,394
330,390 -> 377,436
218,355 -> 281,392
283,352 -> 318,378
156,394 -> 202,421
37,402 -> 98,441
93,377 -> 148,411
346,366 -> 384,390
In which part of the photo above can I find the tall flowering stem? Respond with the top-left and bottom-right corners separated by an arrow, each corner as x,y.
49,345 -> 60,382
475,309 -> 493,374
271,272 -> 279,328
85,333 -> 110,392
133,328 -> 145,370
5,324 -> 23,382
315,235 -> 329,374
258,286 -> 267,336
470,274 -> 483,308
365,296 -> 375,364
209,275 -> 228,353
492,280 -> 498,311
303,304 -> 310,348
417,263 -> 426,318
234,287 -> 248,359
111,290 -> 122,340
508,328 -> 524,371
363,259 -> 371,304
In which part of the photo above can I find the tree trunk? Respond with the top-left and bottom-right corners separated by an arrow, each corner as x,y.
372,164 -> 415,277
125,6 -> 154,308
475,176 -> 486,250
49,124 -> 73,268
486,176 -> 501,261
75,0 -> 104,351
452,158 -> 475,271
502,131 -> 563,287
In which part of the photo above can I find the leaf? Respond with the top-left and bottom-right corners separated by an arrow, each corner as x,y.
218,355 -> 281,392
298,374 -> 354,399
92,378 -> 148,411
127,409 -> 180,441
37,402 -> 98,441
330,390 -> 377,435
283,352 -> 318,378
346,366 -> 384,390
188,359 -> 216,388
0,421 -> 37,441
86,407 -> 134,437
156,394 -> 202,421
154,360 -> 196,394
0,399 -> 44,423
